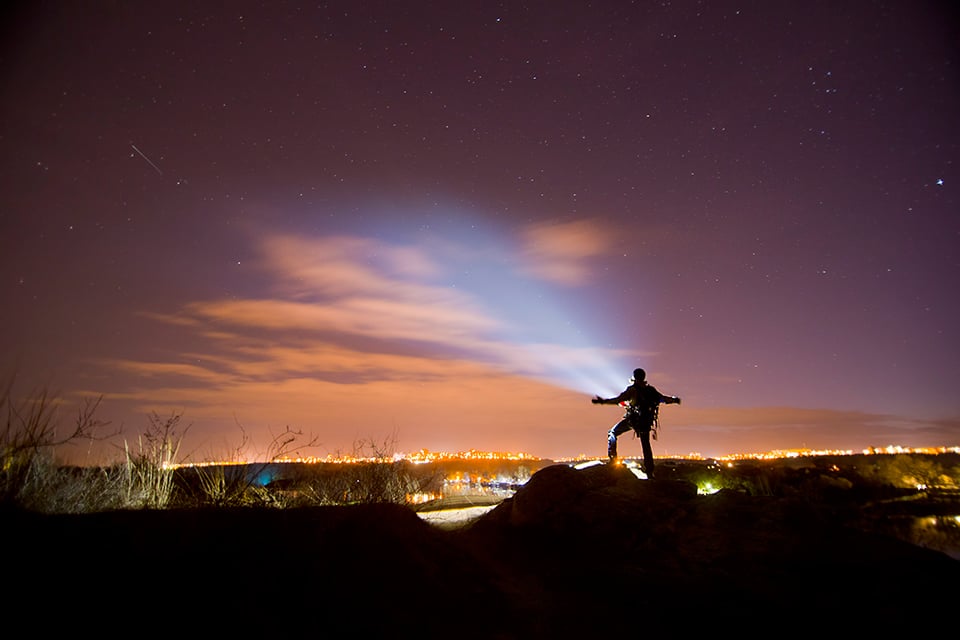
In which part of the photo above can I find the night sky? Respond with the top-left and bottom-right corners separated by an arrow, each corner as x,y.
2,1 -> 958,463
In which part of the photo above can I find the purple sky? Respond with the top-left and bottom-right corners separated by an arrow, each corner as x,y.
2,1 -> 958,463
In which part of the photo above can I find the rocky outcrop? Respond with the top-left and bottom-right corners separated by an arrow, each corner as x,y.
462,462 -> 960,634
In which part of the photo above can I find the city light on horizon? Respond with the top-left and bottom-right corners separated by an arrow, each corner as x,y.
165,443 -> 960,469
161,443 -> 960,506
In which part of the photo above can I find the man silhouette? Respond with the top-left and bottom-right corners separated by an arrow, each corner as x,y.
592,368 -> 681,478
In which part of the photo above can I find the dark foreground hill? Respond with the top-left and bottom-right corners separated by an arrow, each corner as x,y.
6,462 -> 958,637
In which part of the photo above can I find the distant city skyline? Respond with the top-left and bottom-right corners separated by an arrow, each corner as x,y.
174,444 -> 959,467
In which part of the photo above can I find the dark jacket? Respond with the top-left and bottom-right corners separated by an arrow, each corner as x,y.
602,381 -> 678,431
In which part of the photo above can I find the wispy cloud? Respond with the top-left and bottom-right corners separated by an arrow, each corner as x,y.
182,297 -> 501,348
517,218 -> 615,286
259,234 -> 448,298
135,226 -> 623,387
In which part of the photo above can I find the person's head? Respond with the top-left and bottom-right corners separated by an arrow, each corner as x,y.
631,368 -> 646,383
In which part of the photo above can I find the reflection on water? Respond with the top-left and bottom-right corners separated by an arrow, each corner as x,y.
440,478 -> 521,498
872,513 -> 960,560
407,477 -> 522,505
217,461 -> 533,506
904,515 -> 960,560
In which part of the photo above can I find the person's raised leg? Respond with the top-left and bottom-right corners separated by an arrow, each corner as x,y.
607,427 -> 618,461
608,420 -> 631,462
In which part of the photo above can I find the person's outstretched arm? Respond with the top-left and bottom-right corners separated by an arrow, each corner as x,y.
593,388 -> 629,405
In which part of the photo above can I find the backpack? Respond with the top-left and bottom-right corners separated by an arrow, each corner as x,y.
626,383 -> 660,435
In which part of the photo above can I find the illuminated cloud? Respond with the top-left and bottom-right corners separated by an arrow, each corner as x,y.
181,297 -> 501,347
76,227 -> 622,451
518,218 -> 615,286
134,227 -> 631,388
258,234 -> 446,298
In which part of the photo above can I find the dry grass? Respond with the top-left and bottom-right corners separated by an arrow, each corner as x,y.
2,387 -> 426,512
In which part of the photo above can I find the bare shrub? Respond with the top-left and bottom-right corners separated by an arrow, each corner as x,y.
186,422 -> 320,508
309,433 -> 422,505
188,462 -> 287,508
17,459 -> 128,513
1,383 -> 114,508
121,411 -> 186,509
